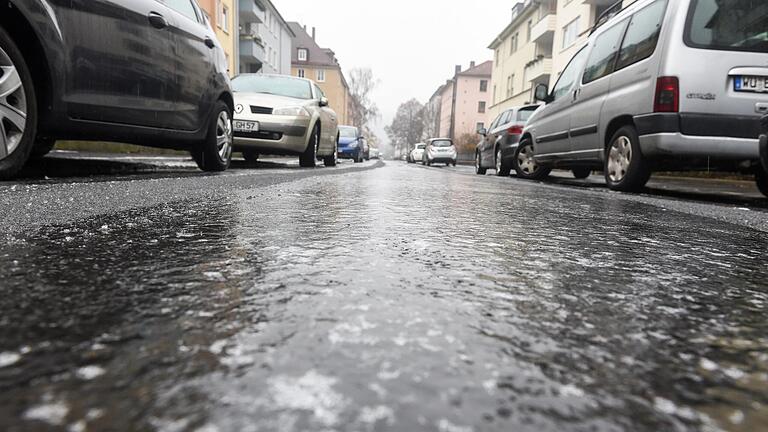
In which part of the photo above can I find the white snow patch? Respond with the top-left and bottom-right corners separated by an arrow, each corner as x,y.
268,370 -> 347,426
559,384 -> 585,398
653,397 -> 678,415
437,419 -> 474,432
358,405 -> 395,425
729,410 -> 745,424
76,365 -> 105,380
209,340 -> 228,355
0,351 -> 21,368
700,358 -> 719,371
203,272 -> 225,282
23,401 -> 69,425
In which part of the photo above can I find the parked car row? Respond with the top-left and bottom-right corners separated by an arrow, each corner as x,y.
0,1 -> 371,179
407,139 -> 458,167
475,0 -> 768,198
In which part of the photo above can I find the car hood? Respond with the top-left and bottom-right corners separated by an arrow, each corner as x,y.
233,92 -> 310,110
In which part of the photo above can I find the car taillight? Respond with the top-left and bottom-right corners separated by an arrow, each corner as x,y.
508,125 -> 524,134
654,76 -> 679,113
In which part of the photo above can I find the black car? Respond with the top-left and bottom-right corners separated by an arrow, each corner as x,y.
475,105 -> 539,177
0,0 -> 234,178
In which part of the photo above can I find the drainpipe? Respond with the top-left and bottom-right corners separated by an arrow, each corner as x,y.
760,114 -> 768,173
234,0 -> 241,75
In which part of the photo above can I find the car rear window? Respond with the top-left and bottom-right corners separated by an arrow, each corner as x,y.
685,0 -> 768,53
431,140 -> 453,147
416,144 -> 426,150
517,107 -> 537,122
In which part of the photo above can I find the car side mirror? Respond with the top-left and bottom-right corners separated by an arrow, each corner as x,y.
534,83 -> 552,103
477,127 -> 487,136
319,97 -> 329,107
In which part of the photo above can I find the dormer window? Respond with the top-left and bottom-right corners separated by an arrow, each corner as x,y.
298,48 -> 308,62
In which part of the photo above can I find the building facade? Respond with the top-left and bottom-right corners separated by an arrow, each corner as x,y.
433,61 -> 492,140
552,0 -> 617,77
198,0 -> 237,75
288,22 -> 352,125
238,0 -> 294,75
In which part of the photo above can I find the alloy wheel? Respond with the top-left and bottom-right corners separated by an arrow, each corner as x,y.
216,110 -> 233,162
607,135 -> 632,183
0,45 -> 27,160
517,144 -> 538,175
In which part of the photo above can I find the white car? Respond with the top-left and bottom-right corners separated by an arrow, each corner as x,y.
369,147 -> 381,159
231,74 -> 338,168
423,138 -> 457,167
409,143 -> 426,163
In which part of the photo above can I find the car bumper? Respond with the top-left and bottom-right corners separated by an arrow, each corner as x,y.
338,148 -> 360,158
635,113 -> 761,160
233,116 -> 310,154
428,156 -> 457,163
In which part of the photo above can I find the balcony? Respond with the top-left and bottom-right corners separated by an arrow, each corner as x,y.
524,56 -> 553,85
240,38 -> 265,66
239,0 -> 264,24
530,14 -> 556,45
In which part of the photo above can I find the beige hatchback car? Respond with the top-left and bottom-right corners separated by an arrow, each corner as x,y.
232,74 -> 339,167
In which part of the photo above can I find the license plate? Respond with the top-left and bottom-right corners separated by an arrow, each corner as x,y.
735,76 -> 768,93
234,120 -> 259,132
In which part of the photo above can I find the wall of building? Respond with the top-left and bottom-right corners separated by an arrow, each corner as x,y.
199,0 -> 236,75
454,76 -> 491,137
551,0 -> 594,84
291,66 -> 350,125
438,83 -> 454,138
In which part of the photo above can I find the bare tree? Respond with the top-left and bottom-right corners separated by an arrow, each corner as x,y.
385,99 -> 425,157
348,68 -> 380,130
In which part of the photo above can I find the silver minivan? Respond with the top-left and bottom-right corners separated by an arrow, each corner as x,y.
518,0 -> 768,196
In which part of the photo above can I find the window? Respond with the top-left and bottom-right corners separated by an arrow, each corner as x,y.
527,19 -> 533,42
582,20 -> 627,84
477,122 -> 485,132
552,47 -> 588,101
617,0 -> 667,70
297,69 -> 305,78
562,17 -> 580,48
298,48 -> 308,62
478,101 -> 486,113
317,69 -> 326,82
517,106 -> 538,122
493,85 -> 497,104
314,84 -> 326,99
685,0 -> 767,53
165,0 -> 198,22
220,4 -> 229,33
510,33 -> 519,54
507,74 -> 515,97
480,80 -> 488,92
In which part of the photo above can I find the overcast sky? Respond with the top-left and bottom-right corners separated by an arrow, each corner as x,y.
276,0 -> 515,144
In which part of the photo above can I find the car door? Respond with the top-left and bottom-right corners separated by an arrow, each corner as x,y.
531,47 -> 589,159
569,20 -> 629,158
314,84 -> 338,153
162,0 -> 216,131
60,0 -> 176,128
481,113 -> 503,166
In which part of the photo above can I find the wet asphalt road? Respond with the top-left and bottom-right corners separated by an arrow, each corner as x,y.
1,156 -> 767,432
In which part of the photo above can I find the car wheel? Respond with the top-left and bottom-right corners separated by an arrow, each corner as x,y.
30,137 -> 57,160
299,124 -> 319,168
191,101 -> 232,172
242,150 -> 259,165
324,134 -> 338,167
354,149 -> 363,163
0,28 -> 38,180
495,148 -> 510,177
604,125 -> 650,192
421,158 -> 425,166
427,159 -> 432,167
756,169 -> 768,198
475,152 -> 487,175
513,138 -> 550,180
572,167 -> 592,179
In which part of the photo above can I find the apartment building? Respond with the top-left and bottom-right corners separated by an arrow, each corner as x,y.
434,61 -> 492,139
288,23 -> 353,125
198,0 -> 236,74
238,0 -> 294,74
488,0 -> 557,120
552,0 -> 618,76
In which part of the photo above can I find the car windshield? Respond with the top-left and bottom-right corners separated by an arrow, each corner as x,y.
431,140 -> 453,148
686,0 -> 768,52
340,127 -> 359,138
517,107 -> 538,122
231,75 -> 314,99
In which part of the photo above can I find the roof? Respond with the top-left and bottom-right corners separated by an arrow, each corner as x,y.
458,60 -> 492,77
488,1 -> 539,49
287,22 -> 339,68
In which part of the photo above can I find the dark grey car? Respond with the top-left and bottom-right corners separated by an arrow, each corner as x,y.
0,0 -> 234,178
475,105 -> 538,176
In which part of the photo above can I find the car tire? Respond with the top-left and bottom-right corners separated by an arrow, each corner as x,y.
427,159 -> 432,167
242,150 -> 259,165
191,101 -> 232,172
354,150 -> 363,163
299,124 -> 319,168
323,134 -> 338,167
29,137 -> 57,160
495,148 -> 510,177
604,125 -> 650,192
475,152 -> 487,175
572,167 -> 592,179
0,28 -> 38,180
756,169 -> 768,198
513,138 -> 550,180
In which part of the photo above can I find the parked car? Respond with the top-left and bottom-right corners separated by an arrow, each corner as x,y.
231,74 -> 338,168
362,137 -> 371,160
369,147 -> 381,159
761,115 -> 768,183
338,125 -> 364,163
0,0 -> 234,178
408,143 -> 426,163
517,0 -> 768,196
475,105 -> 539,176
422,138 -> 457,167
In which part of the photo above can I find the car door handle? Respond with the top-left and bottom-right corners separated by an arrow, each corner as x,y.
572,88 -> 581,101
204,37 -> 215,49
148,12 -> 168,29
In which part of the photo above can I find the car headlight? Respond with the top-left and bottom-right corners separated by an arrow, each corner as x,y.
273,106 -> 310,117
349,141 -> 359,148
